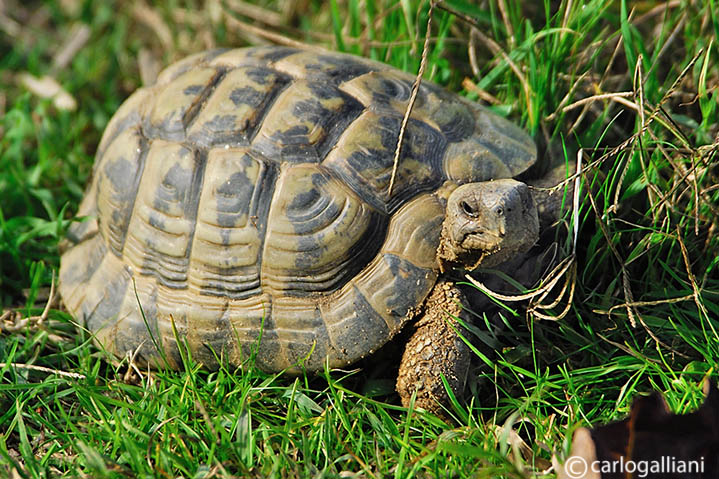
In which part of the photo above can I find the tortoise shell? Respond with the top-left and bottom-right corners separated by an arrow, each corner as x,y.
59,46 -> 536,372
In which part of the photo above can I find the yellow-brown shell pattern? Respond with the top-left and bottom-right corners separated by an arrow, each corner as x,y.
59,47 -> 536,372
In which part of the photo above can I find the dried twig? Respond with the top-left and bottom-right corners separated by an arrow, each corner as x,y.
584,49 -> 705,214
132,1 -> 173,51
549,91 -> 634,119
596,333 -> 663,363
461,77 -> 501,105
387,1 -> 435,197
0,274 -> 57,333
466,254 -> 576,321
583,160 -> 639,328
582,156 -> 679,356
0,11 -> 21,37
531,261 -> 575,312
222,0 -> 284,26
465,256 -> 574,303
467,27 -> 480,77
567,20 -> 626,137
593,294 -> 695,316
123,341 -> 148,383
468,26 -> 530,114
223,12 -> 324,50
634,0 -> 683,25
677,227 -> 710,322
529,263 -> 577,321
439,2 -> 532,120
51,23 -> 91,72
643,12 -> 686,82
0,363 -> 86,380
496,0 -> 514,47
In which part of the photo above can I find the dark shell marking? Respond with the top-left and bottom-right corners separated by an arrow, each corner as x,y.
59,47 -> 536,372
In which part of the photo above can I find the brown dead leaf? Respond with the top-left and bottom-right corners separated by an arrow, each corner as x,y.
556,382 -> 719,478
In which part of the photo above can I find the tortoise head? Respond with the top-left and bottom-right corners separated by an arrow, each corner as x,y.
438,179 -> 539,270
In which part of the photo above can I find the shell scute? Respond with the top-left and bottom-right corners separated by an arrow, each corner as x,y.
269,49 -> 376,83
271,296 -> 330,371
320,285 -> 392,366
262,164 -> 386,295
187,67 -> 290,147
146,67 -> 220,140
122,140 -> 200,288
96,87 -> 150,158
188,147 -> 270,299
381,192 -> 446,269
353,253 -> 437,333
59,234 -> 107,314
155,48 -> 229,85
323,110 -> 446,212
95,127 -> 146,256
252,80 -> 363,163
340,70 -> 416,111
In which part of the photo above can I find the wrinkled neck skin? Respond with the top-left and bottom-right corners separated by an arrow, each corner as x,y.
437,179 -> 540,274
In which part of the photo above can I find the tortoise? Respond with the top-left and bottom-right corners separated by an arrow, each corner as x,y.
59,46 -> 557,414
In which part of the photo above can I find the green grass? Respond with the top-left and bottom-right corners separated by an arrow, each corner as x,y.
1,0 -> 718,477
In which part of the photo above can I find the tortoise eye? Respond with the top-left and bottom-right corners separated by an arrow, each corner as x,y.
495,207 -> 503,216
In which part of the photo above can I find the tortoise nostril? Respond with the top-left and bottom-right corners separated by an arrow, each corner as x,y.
460,200 -> 478,218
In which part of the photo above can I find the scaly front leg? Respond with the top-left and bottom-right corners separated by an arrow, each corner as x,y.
396,281 -> 471,417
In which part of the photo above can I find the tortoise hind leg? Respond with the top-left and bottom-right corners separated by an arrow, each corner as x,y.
396,281 -> 471,416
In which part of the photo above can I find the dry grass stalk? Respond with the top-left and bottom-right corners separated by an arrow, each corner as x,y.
466,256 -> 574,304
677,227 -> 710,321
132,1 -> 173,52
0,10 -> 21,37
51,23 -> 91,72
553,91 -> 634,118
0,274 -> 57,333
437,2 -> 530,110
224,12 -> 323,50
0,362 -> 86,380
461,77 -> 502,105
223,0 -> 284,27
387,1 -> 435,197
593,294 -> 695,316
496,0 -> 514,47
